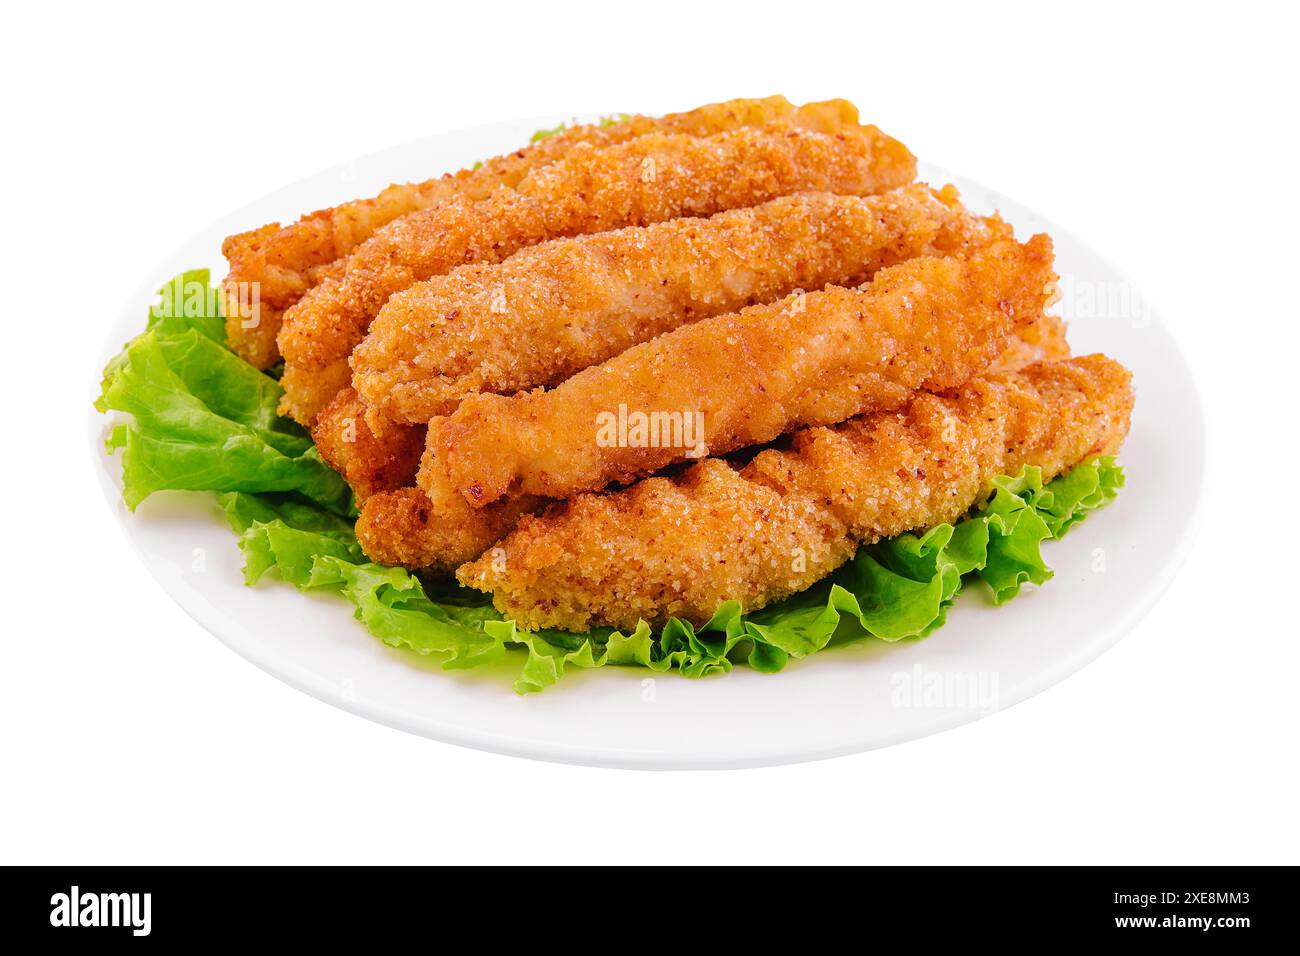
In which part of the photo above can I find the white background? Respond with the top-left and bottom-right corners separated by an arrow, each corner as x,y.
2,1 -> 1296,864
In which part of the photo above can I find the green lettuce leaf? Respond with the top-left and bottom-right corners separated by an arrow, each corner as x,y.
218,491 -> 509,671
97,271 -> 353,515
97,271 -> 1125,693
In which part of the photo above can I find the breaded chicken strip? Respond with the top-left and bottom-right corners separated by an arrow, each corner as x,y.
356,487 -> 542,573
223,95 -> 861,369
352,184 -> 1008,425
311,388 -> 426,503
458,355 -> 1133,631
420,235 -> 1056,510
989,311 -> 1069,372
354,312 -> 1070,571
334,183 -> 997,501
277,122 -> 917,424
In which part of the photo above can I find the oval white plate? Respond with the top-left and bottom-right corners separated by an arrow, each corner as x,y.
90,116 -> 1204,769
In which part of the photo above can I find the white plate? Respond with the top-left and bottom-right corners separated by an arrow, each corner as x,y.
90,116 -> 1205,769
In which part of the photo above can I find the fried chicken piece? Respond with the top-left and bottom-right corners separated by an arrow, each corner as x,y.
355,487 -> 543,573
458,355 -> 1133,631
323,185 -> 1023,507
222,95 -> 862,369
353,309 -> 1070,572
277,122 -> 917,425
989,311 -> 1070,371
419,234 -> 1056,510
311,389 -> 426,503
323,183 -> 1009,505
352,184 -> 1008,425
335,182 -> 995,502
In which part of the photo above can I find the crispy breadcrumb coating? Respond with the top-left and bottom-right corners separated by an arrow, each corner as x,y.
351,184 -> 1008,424
276,122 -> 917,424
355,487 -> 543,574
989,311 -> 1070,371
333,182 -> 997,504
320,183 -> 1008,506
419,235 -> 1056,510
458,355 -> 1133,631
222,95 -> 861,369
353,311 -> 1069,571
310,389 -> 426,503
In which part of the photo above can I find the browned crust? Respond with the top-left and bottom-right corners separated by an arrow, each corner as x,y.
223,96 -> 871,369
276,121 -> 916,424
310,388 -> 426,503
351,184 -> 1009,425
350,305 -> 1072,574
418,234 -> 1056,509
458,355 -> 1134,631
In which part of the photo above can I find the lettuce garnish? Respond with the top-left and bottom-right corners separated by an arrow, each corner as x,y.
530,113 -> 632,142
98,271 -> 1123,693
96,272 -> 352,515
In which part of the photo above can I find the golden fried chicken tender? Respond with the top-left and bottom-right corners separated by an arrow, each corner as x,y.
355,487 -> 543,573
353,310 -> 1069,572
335,182 -> 995,503
277,122 -> 917,425
222,95 -> 861,369
419,234 -> 1056,510
352,184 -> 1008,425
989,311 -> 1070,371
310,388 -> 426,503
458,355 -> 1134,631
321,182 -> 1010,507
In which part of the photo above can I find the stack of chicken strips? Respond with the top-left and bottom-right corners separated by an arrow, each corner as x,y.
222,95 -> 1133,635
